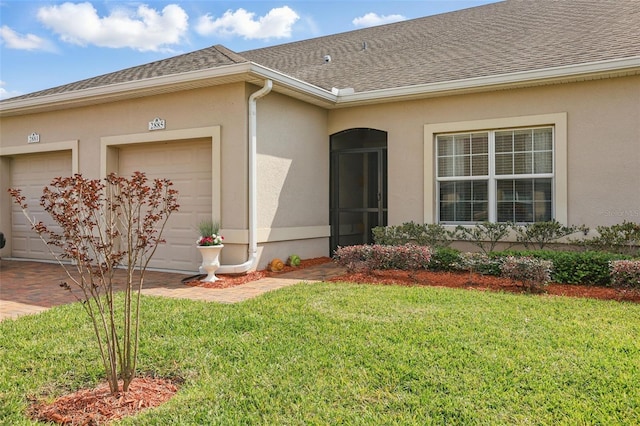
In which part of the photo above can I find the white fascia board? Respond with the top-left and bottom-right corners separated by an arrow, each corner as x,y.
335,56 -> 640,106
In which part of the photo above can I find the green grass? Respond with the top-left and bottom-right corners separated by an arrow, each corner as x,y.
1,283 -> 639,425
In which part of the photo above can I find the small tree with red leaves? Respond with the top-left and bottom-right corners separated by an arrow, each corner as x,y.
9,172 -> 179,395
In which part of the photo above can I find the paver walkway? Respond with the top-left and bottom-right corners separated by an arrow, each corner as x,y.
0,259 -> 345,321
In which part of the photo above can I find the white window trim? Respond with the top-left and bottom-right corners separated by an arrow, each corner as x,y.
424,113 -> 568,224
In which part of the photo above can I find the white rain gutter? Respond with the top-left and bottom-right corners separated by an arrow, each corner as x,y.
217,79 -> 272,274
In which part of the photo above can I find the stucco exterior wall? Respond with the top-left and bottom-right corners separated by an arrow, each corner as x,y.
1,75 -> 637,269
253,90 -> 330,266
0,82 -> 332,268
328,75 -> 640,228
0,84 -> 249,266
0,84 -> 246,176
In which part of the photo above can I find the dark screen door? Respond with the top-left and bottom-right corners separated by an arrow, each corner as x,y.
330,129 -> 387,253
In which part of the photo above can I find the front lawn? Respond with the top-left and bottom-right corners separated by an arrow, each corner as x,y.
1,283 -> 639,424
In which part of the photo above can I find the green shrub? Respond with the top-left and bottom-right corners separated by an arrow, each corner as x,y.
609,260 -> 640,289
454,222 -> 512,254
584,221 -> 640,256
513,219 -> 587,250
428,247 -> 461,272
491,250 -> 632,286
372,222 -> 453,248
372,225 -> 410,246
333,244 -> 432,272
455,252 -> 503,276
500,256 -> 553,291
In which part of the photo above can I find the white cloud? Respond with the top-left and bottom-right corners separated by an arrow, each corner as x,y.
352,12 -> 406,28
196,6 -> 299,39
36,2 -> 188,52
0,80 -> 23,100
302,15 -> 321,37
0,25 -> 56,51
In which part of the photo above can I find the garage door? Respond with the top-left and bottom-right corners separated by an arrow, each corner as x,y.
10,150 -> 73,260
117,139 -> 212,272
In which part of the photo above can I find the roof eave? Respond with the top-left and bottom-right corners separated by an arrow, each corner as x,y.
248,63 -> 337,106
0,62 -> 264,117
1,56 -> 638,117
333,57 -> 640,107
0,61 -> 338,117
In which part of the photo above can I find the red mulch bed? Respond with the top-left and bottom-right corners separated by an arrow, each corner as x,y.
327,269 -> 640,303
29,377 -> 178,425
29,258 -> 639,425
184,256 -> 332,288
184,254 -> 639,304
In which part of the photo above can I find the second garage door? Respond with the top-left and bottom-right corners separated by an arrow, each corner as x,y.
117,139 -> 213,272
10,150 -> 73,261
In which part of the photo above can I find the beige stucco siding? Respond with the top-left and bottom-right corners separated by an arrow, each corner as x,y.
253,91 -> 330,266
0,84 -> 245,177
257,92 -> 328,228
563,77 -> 640,226
328,75 -> 640,228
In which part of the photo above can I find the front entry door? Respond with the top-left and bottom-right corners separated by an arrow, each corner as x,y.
330,129 -> 387,253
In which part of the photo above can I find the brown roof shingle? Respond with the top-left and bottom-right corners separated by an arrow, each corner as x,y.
10,45 -> 248,100
241,0 -> 640,91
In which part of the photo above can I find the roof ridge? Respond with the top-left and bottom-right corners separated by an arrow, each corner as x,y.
213,44 -> 249,64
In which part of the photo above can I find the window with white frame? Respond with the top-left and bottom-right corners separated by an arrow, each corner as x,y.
436,127 -> 553,223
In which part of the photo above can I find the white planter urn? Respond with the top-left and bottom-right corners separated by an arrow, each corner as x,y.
197,244 -> 224,282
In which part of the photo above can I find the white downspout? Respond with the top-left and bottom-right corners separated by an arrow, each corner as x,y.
217,79 -> 272,274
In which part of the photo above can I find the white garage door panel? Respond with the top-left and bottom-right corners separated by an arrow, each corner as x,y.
10,151 -> 72,260
118,140 -> 212,272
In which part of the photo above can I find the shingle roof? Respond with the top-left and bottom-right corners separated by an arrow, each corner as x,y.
5,0 -> 640,101
241,0 -> 640,92
9,45 -> 249,100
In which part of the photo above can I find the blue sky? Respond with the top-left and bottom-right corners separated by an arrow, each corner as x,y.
0,0 -> 498,100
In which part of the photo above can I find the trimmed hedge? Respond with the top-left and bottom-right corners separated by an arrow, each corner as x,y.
490,250 -> 633,286
500,256 -> 553,291
372,222 -> 453,248
333,244 -> 432,272
428,247 -> 462,272
333,242 -> 636,287
609,260 -> 640,289
583,220 -> 640,256
432,249 -> 635,286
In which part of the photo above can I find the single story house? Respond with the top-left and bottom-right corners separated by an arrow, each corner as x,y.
1,0 -> 639,274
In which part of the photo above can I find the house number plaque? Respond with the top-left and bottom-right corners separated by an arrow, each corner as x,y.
27,132 -> 40,143
148,117 -> 166,131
